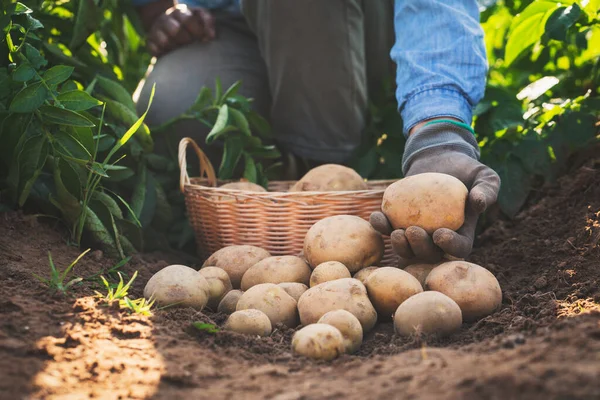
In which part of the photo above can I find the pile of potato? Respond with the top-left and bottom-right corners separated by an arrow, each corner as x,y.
143,170 -> 503,361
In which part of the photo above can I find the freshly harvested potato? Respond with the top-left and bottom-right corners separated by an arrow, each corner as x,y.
394,291 -> 462,337
241,256 -> 311,291
426,261 -> 502,321
304,215 -> 384,273
217,289 -> 243,315
382,172 -> 468,234
310,261 -> 351,287
219,181 -> 267,192
236,283 -> 299,328
353,266 -> 379,285
278,282 -> 309,302
292,324 -> 345,361
298,278 -> 377,332
199,267 -> 233,310
318,310 -> 363,354
403,263 -> 441,287
289,164 -> 368,192
224,309 -> 272,337
364,267 -> 423,319
202,245 -> 271,289
144,264 -> 210,310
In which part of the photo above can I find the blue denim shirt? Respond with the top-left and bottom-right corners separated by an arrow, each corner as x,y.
131,0 -> 241,14
391,0 -> 487,134
132,0 -> 486,136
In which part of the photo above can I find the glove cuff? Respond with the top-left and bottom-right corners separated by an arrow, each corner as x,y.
402,121 -> 480,175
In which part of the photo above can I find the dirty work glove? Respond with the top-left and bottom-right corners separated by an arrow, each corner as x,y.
370,120 -> 501,263
147,4 -> 216,57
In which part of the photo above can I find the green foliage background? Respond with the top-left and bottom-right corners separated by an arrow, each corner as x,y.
0,0 -> 599,258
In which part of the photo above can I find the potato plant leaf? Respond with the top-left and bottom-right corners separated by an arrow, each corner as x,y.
9,81 -> 48,112
42,65 -> 74,86
39,105 -> 95,127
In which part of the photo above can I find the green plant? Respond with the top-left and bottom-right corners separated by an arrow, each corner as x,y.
192,322 -> 219,334
85,255 -> 131,285
95,269 -> 155,315
33,248 -> 90,295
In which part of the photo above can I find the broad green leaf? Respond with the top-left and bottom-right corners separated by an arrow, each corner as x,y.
152,181 -> 173,229
190,86 -> 213,112
104,100 -> 152,151
25,14 -> 43,30
96,75 -> 136,112
12,63 -> 35,82
12,3 -> 32,15
206,104 -> 229,144
84,205 -> 120,258
23,43 -> 47,69
495,157 -> 531,218
57,90 -> 102,111
218,135 -> 243,179
9,82 -> 48,113
60,80 -> 79,93
545,4 -> 582,41
54,129 -> 93,160
243,155 -> 257,183
0,113 -> 32,167
52,158 -> 82,224
42,65 -> 74,86
229,108 -> 251,136
0,68 -> 11,100
221,81 -> 241,102
9,134 -> 49,206
505,1 -> 558,66
106,165 -> 135,182
92,191 -> 124,219
560,111 -> 597,147
88,162 -> 109,177
39,105 -> 95,127
247,111 -> 273,139
130,165 -> 157,227
70,126 -> 95,154
70,0 -> 101,49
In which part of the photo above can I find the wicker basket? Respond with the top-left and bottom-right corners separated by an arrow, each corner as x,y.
178,137 -> 399,267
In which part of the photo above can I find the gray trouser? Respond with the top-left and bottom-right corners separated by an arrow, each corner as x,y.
136,0 -> 394,175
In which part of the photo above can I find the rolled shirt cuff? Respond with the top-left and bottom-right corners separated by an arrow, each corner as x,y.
401,86 -> 474,136
401,121 -> 480,175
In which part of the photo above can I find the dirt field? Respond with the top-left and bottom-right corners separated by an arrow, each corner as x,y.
1,157 -> 599,400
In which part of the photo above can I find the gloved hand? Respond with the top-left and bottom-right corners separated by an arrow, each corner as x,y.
146,4 -> 215,57
370,120 -> 500,263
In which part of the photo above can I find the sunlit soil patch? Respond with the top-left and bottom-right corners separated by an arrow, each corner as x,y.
556,298 -> 600,318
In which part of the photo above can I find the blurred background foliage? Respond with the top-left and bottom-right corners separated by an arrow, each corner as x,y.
0,0 -> 599,258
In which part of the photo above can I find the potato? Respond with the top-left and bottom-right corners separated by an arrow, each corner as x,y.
364,267 -> 423,319
278,282 -> 309,302
318,310 -> 363,354
353,266 -> 379,285
403,263 -> 440,287
310,261 -> 351,287
241,256 -> 311,291
198,267 -> 233,310
292,324 -> 345,361
236,283 -> 299,328
298,278 -> 377,332
425,261 -> 502,321
224,309 -> 272,337
144,264 -> 210,310
394,291 -> 462,337
382,172 -> 468,234
219,181 -> 267,192
202,245 -> 271,289
217,289 -> 243,315
304,215 -> 384,273
289,164 -> 368,192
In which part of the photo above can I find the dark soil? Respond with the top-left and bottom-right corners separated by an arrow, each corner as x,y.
1,157 -> 599,399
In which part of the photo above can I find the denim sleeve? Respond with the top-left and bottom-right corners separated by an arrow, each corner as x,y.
391,0 -> 488,135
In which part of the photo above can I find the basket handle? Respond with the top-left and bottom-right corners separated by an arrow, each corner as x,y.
178,137 -> 217,192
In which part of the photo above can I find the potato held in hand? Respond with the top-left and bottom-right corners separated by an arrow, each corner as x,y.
292,324 -> 345,361
144,265 -> 210,310
382,172 -> 468,234
426,261 -> 502,321
224,309 -> 272,337
241,256 -> 311,291
318,310 -> 363,354
365,267 -> 423,319
289,164 -> 368,192
298,278 -> 377,332
202,245 -> 271,289
394,291 -> 462,337
236,283 -> 299,328
304,215 -> 384,273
